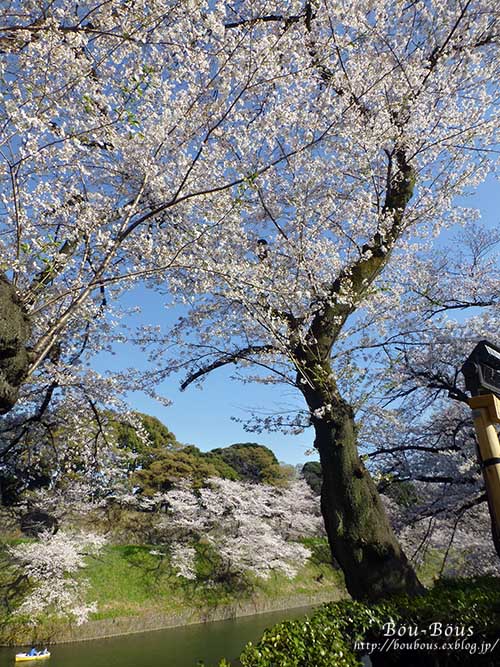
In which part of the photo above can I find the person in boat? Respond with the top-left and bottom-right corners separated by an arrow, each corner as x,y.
28,648 -> 37,656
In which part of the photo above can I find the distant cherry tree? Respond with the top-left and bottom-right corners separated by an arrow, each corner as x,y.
8,531 -> 105,626
154,478 -> 324,581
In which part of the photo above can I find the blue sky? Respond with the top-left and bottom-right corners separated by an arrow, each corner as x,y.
93,314 -> 315,465
92,177 -> 498,466
92,283 -> 316,465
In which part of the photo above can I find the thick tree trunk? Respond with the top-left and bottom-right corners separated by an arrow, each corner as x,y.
301,376 -> 423,600
289,153 -> 421,599
0,274 -> 30,414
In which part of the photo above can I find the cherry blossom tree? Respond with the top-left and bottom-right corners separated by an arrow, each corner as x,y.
138,1 -> 500,600
8,530 -> 105,625
161,478 -> 323,581
0,0 -> 325,418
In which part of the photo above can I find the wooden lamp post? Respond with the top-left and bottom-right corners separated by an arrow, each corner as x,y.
462,340 -> 500,558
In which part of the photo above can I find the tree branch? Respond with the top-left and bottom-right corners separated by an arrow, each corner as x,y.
367,443 -> 462,458
180,344 -> 278,391
306,149 -> 417,359
224,13 -> 306,30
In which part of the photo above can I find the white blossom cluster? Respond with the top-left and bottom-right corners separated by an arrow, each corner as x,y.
160,478 -> 324,580
170,544 -> 197,581
9,531 -> 105,625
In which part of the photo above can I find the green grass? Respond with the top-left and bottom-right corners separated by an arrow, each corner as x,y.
415,545 -> 472,587
84,545 -> 181,617
82,539 -> 345,621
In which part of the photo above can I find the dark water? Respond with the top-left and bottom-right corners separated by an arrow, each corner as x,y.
0,606 -> 314,667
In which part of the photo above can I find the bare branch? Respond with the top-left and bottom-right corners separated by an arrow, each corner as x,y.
180,344 -> 278,391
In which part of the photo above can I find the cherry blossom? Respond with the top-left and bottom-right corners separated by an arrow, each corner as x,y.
163,478 -> 323,580
8,530 -> 105,625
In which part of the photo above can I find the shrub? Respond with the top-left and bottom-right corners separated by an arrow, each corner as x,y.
219,577 -> 500,666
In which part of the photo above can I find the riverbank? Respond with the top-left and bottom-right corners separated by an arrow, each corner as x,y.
51,589 -> 342,644
1,539 -> 346,646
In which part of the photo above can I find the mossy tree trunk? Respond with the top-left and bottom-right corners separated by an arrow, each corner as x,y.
297,361 -> 423,600
0,274 -> 31,414
290,148 -> 423,599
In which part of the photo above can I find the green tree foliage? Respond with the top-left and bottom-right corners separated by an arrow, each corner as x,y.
210,443 -> 289,486
141,414 -> 182,451
109,411 -> 182,469
132,440 -> 242,495
132,441 -> 295,495
181,446 -> 240,481
1,411 -> 183,506
302,462 -> 322,496
133,449 -> 226,495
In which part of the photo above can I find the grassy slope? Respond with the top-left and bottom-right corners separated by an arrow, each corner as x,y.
84,538 -> 345,620
1,536 -> 447,626
83,535 -> 459,622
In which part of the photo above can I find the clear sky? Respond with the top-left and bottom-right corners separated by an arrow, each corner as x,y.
92,177 -> 498,466
92,285 -> 317,466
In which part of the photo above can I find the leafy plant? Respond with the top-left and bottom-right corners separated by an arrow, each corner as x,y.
218,578 -> 500,667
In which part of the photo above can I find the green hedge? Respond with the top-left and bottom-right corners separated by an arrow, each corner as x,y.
221,578 -> 500,667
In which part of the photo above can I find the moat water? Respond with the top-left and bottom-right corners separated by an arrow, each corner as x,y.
0,606 -> 315,667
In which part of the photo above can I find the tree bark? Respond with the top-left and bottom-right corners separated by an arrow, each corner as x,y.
298,364 -> 423,601
318,407 -> 422,600
288,148 -> 422,599
0,274 -> 30,414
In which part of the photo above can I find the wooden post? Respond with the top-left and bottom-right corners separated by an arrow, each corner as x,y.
468,394 -> 500,558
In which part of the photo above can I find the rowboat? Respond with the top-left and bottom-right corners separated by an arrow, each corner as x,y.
15,651 -> 50,662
